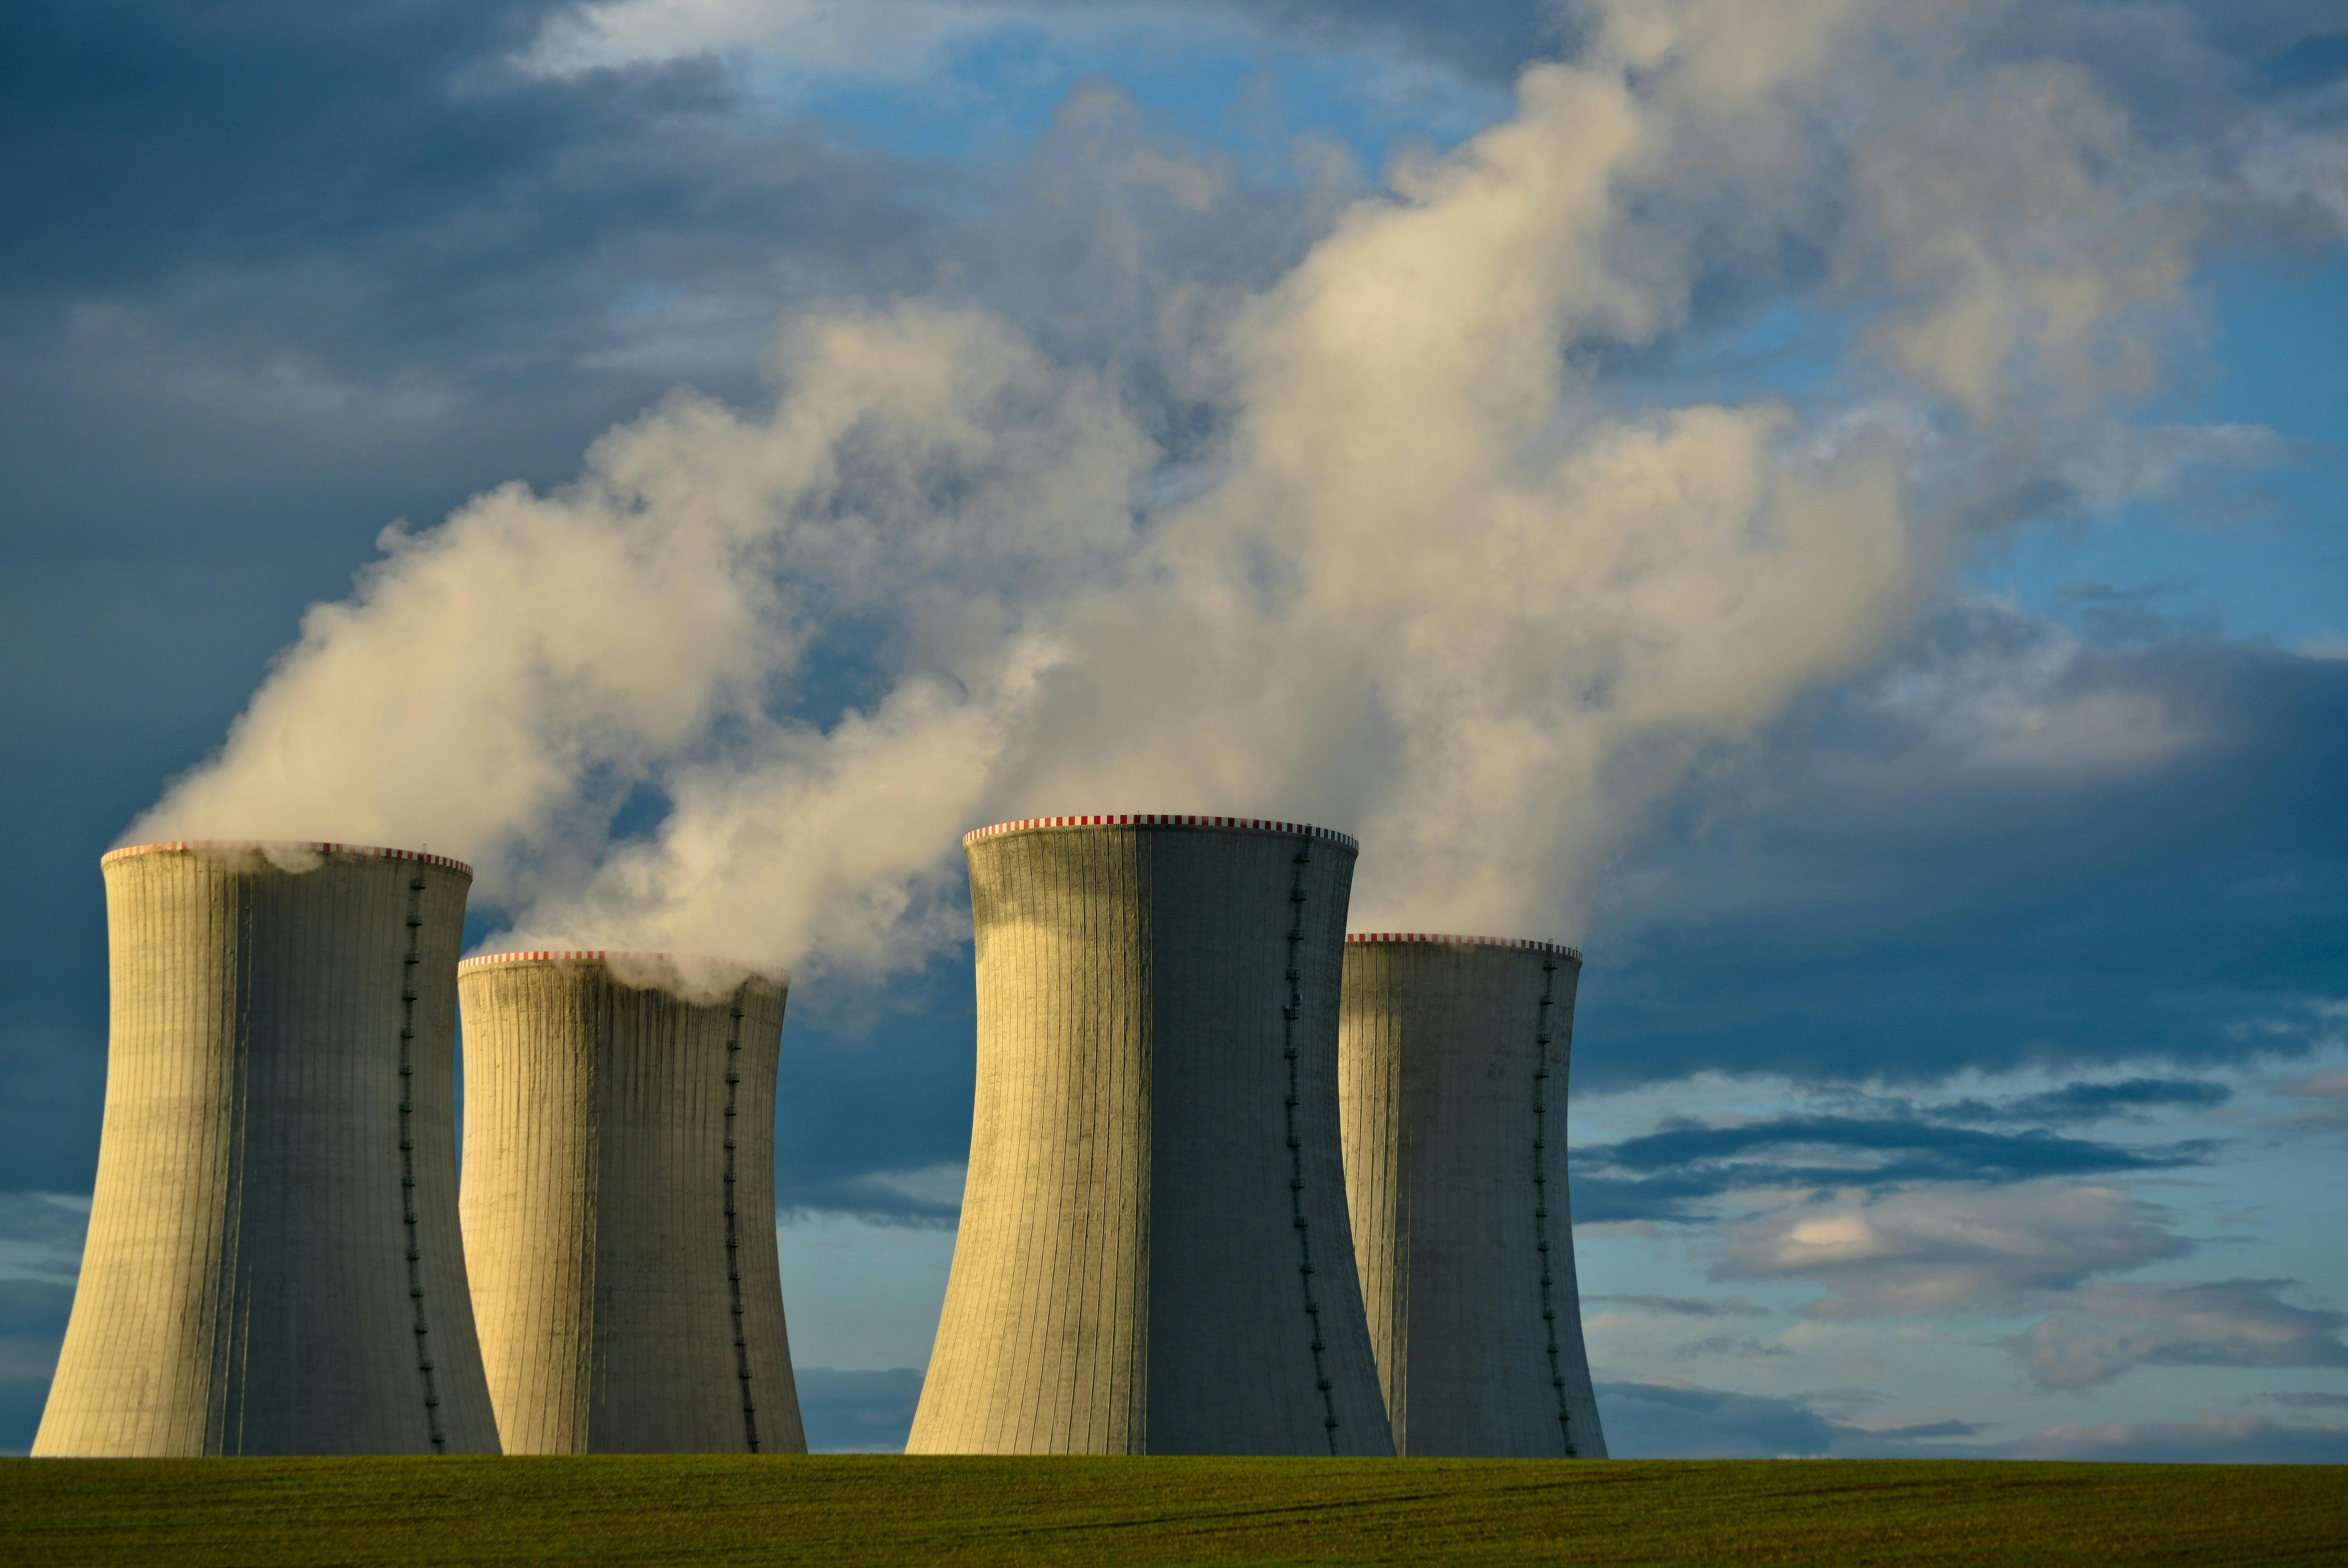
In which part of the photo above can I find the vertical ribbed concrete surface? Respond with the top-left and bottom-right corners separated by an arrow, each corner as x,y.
1338,936 -> 1607,1458
35,842 -> 498,1456
909,815 -> 1392,1456
457,954 -> 805,1454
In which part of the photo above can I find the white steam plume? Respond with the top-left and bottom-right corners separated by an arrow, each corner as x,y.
131,0 -> 2283,983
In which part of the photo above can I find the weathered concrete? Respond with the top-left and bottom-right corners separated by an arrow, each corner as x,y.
908,815 -> 1393,1456
1338,935 -> 1607,1458
457,953 -> 805,1454
35,841 -> 499,1456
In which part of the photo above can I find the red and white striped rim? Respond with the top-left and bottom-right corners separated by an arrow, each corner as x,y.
1347,932 -> 1582,960
458,950 -> 663,972
964,814 -> 1358,850
103,840 -> 473,876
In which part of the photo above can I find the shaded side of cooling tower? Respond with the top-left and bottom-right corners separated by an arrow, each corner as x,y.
907,814 -> 1393,1456
457,953 -> 805,1454
35,841 -> 498,1456
1338,935 -> 1606,1458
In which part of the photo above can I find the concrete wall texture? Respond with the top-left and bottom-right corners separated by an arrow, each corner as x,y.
35,842 -> 498,1456
1338,935 -> 1607,1458
908,816 -> 1394,1456
456,953 -> 806,1454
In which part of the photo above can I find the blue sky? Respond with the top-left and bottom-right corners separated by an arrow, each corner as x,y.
2,0 -> 2345,1459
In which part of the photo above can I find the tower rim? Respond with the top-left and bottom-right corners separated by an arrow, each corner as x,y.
456,950 -> 787,984
101,839 -> 473,876
963,814 -> 1359,851
1345,932 -> 1582,962
458,949 -> 669,972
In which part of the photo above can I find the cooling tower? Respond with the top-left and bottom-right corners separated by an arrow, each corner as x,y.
456,952 -> 806,1453
907,815 -> 1393,1456
1338,934 -> 1607,1458
35,841 -> 498,1456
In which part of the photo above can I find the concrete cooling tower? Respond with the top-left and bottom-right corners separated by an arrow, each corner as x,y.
908,815 -> 1393,1456
1338,934 -> 1607,1458
456,952 -> 806,1453
35,841 -> 498,1456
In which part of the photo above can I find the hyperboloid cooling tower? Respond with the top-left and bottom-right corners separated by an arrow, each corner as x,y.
35,841 -> 498,1456
907,815 -> 1393,1456
456,952 -> 807,1453
1338,934 -> 1607,1457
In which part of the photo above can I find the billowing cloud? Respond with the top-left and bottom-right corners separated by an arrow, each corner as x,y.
2007,1279 -> 2348,1390
137,0 -> 2308,988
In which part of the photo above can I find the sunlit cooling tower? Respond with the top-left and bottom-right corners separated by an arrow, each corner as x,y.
907,816 -> 1393,1456
35,841 -> 498,1456
1338,935 -> 1607,1458
456,952 -> 806,1453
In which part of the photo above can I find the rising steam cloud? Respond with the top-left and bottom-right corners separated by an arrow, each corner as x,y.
132,0 -> 2269,984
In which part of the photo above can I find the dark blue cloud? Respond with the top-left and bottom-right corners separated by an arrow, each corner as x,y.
1948,1078 -> 2234,1123
1569,1113 -> 2211,1224
1578,615 -> 2348,1094
1189,0 -> 1560,78
1596,1116 -> 2209,1178
0,2 -> 929,319
1592,1380 -> 2178,1461
0,0 -> 941,570
2261,30 -> 2348,91
1594,1381 -> 1844,1459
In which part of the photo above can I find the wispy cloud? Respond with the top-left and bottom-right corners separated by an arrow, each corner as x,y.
2006,1279 -> 2348,1391
1600,1380 -> 2348,1463
1997,1410 -> 2348,1465
1595,1379 -> 1990,1459
1710,1179 -> 2190,1315
1586,1293 -> 1766,1318
1672,1334 -> 1791,1361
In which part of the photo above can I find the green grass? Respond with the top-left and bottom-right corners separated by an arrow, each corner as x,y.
2,1456 -> 2341,1566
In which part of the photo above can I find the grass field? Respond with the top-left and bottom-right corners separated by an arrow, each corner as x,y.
3,1455 -> 2341,1566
